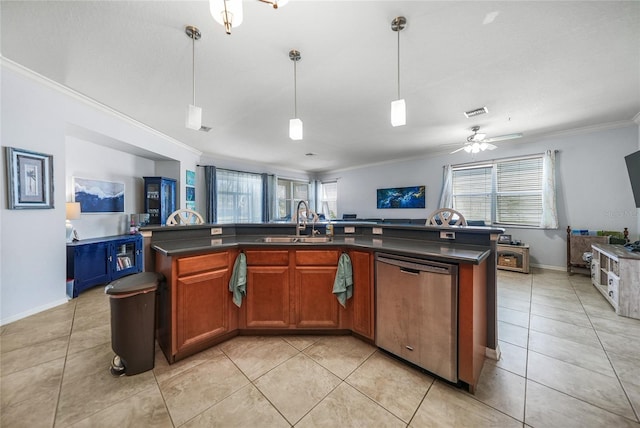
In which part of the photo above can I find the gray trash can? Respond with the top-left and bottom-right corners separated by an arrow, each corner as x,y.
105,272 -> 163,376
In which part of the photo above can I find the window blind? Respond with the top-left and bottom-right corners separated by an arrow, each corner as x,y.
452,155 -> 544,227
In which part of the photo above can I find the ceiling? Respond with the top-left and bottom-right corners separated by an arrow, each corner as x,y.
2,1 -> 639,173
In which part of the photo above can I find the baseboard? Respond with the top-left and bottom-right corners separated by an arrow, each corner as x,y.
529,263 -> 566,272
485,343 -> 501,361
1,298 -> 69,326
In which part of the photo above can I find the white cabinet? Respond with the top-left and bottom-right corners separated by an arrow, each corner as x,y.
591,244 -> 640,320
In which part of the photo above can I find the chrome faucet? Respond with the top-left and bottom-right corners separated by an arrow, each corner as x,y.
295,200 -> 309,237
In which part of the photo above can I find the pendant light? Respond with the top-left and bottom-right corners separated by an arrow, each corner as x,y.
185,25 -> 202,130
391,16 -> 407,127
210,0 -> 243,35
289,49 -> 303,141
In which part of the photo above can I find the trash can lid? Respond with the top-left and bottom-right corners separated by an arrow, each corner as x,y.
105,272 -> 163,295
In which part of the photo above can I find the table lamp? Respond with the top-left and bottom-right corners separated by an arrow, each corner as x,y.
66,202 -> 81,243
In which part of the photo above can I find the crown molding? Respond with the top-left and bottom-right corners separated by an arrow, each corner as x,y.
1,56 -> 202,157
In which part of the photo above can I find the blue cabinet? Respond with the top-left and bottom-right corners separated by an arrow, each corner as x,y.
144,176 -> 176,225
67,234 -> 143,298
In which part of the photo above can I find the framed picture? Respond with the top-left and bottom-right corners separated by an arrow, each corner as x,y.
376,185 -> 425,209
73,177 -> 124,213
498,234 -> 512,244
186,170 -> 196,186
5,147 -> 54,209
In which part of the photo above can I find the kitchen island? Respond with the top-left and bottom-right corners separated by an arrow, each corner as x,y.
144,222 -> 502,393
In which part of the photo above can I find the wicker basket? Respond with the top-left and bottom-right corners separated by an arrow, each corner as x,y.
498,254 -> 519,268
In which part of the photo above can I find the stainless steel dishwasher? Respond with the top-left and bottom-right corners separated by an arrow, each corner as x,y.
375,253 -> 458,382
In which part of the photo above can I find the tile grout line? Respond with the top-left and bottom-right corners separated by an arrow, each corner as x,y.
568,276 -> 640,423
51,299 -> 77,428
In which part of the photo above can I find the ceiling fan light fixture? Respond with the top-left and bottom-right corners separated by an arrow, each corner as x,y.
210,0 -> 243,34
259,0 -> 290,8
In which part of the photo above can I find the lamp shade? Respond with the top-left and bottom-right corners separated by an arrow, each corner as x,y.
66,202 -> 81,220
391,99 -> 406,127
186,104 -> 202,130
289,118 -> 303,140
210,0 -> 243,33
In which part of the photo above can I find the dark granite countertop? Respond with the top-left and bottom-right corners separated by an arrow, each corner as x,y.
151,235 -> 491,264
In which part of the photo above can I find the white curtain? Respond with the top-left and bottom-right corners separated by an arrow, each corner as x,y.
439,165 -> 453,208
541,149 -> 559,229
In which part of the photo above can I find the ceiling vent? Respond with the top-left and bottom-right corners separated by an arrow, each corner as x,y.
464,106 -> 488,118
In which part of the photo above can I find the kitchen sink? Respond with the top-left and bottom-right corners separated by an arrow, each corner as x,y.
258,236 -> 333,243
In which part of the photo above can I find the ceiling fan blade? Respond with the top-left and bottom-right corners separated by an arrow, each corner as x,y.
484,143 -> 498,150
450,146 -> 466,154
482,133 -> 523,143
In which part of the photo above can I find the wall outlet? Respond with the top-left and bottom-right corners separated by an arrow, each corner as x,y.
210,238 -> 222,245
440,231 -> 456,240
211,227 -> 223,235
372,227 -> 383,235
372,238 -> 383,246
345,226 -> 355,234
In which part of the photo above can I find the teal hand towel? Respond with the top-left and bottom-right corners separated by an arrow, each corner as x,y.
229,252 -> 247,307
333,253 -> 353,308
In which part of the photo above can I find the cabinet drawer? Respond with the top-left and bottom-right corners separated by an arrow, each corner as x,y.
245,250 -> 289,266
177,252 -> 228,276
296,250 -> 341,266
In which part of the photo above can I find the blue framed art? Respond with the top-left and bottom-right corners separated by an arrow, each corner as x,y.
376,185 -> 425,209
73,177 -> 124,213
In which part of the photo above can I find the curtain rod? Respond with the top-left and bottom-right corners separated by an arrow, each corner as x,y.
196,165 -> 274,177
451,149 -> 559,169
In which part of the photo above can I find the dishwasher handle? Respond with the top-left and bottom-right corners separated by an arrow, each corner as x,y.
377,254 -> 456,275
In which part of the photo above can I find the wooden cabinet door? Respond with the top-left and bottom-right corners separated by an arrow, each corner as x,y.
350,250 -> 374,340
175,268 -> 229,355
295,266 -> 340,328
245,266 -> 290,328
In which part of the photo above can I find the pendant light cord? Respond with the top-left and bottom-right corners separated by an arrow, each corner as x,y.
293,59 -> 298,117
397,27 -> 401,100
192,33 -> 196,105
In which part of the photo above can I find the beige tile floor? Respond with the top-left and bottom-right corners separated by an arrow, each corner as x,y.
1,269 -> 640,427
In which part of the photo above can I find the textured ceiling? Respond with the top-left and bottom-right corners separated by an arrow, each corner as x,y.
2,1 -> 639,173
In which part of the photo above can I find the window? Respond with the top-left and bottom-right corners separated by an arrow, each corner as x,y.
277,178 -> 309,220
452,155 -> 544,227
216,169 -> 263,223
320,181 -> 338,219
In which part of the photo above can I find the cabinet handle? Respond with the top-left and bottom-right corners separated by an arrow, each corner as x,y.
405,345 -> 414,351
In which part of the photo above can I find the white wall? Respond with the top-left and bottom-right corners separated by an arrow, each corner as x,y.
320,124 -> 639,270
1,61 -> 201,324
66,137 -> 156,239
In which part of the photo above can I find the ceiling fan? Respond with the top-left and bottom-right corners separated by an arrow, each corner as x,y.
451,126 -> 523,154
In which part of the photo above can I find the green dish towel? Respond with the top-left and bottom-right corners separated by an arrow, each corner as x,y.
229,252 -> 247,307
333,253 -> 353,308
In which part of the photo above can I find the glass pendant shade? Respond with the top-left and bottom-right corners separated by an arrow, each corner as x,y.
391,99 -> 406,127
289,118 -> 303,140
210,0 -> 243,34
186,104 -> 202,130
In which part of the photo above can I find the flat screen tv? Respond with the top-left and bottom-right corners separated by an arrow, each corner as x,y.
625,150 -> 640,208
